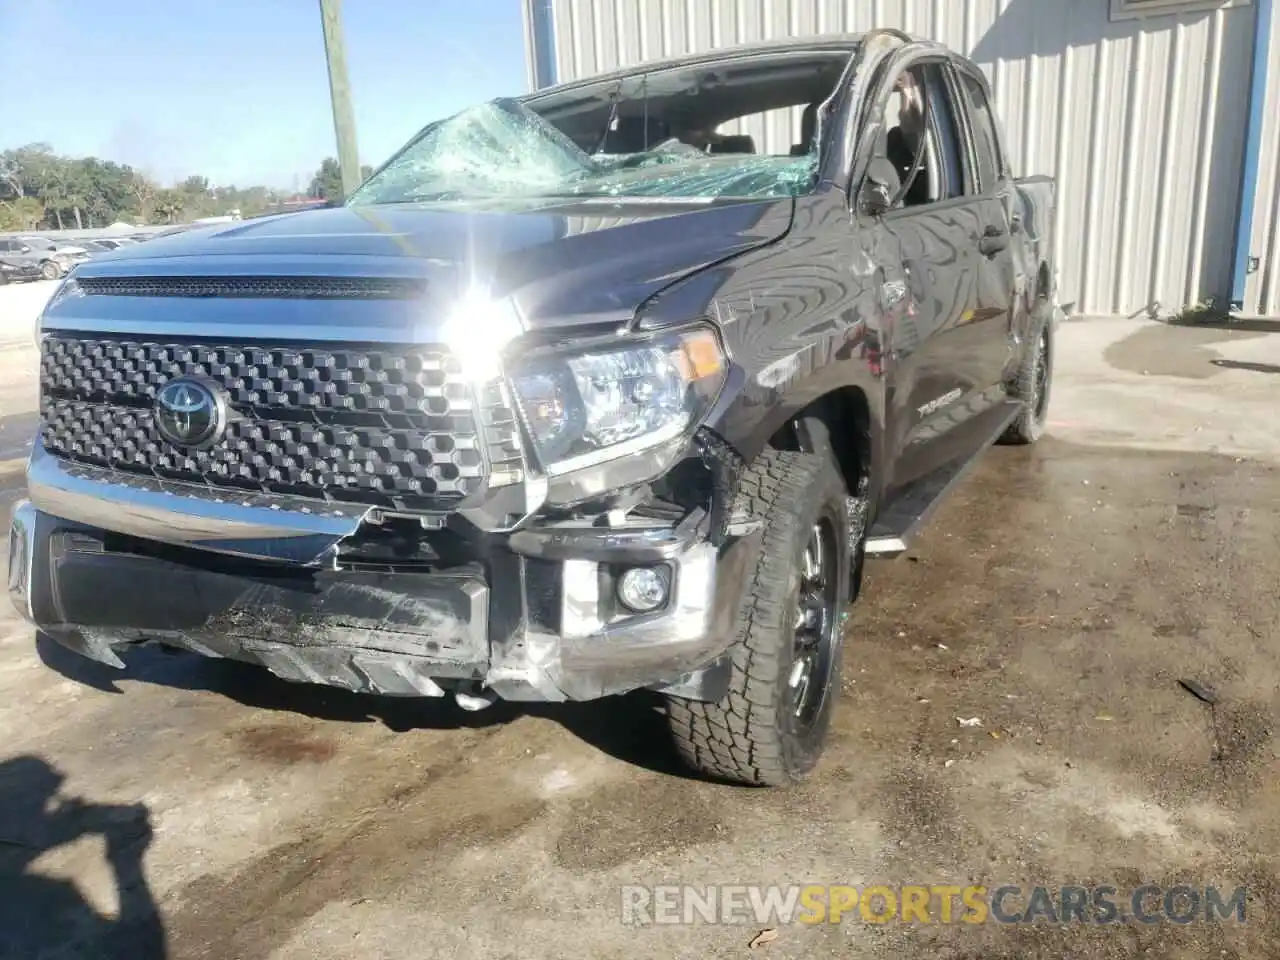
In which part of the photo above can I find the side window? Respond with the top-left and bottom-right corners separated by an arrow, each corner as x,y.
958,70 -> 1002,192
927,73 -> 966,201
877,63 -> 968,210
1,241 -> 15,252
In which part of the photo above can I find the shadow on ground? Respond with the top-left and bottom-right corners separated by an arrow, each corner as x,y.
34,634 -> 700,782
1211,359 -> 1280,375
0,755 -> 167,959
1165,316 -> 1280,333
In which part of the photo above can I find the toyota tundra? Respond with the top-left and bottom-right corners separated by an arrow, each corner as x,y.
7,31 -> 1059,786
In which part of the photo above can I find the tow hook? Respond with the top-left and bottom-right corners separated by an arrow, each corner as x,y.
454,686 -> 498,712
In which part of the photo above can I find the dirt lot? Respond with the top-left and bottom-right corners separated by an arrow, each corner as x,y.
1,292 -> 1279,958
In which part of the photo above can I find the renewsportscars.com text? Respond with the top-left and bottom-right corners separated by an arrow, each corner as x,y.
620,884 -> 1248,926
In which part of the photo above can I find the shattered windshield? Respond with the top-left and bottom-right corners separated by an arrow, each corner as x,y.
346,98 -> 818,206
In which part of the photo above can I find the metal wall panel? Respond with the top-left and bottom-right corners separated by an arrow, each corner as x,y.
531,0 -> 1270,317
1244,0 -> 1280,315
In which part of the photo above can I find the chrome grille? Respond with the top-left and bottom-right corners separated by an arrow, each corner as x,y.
74,276 -> 428,300
38,335 -> 519,510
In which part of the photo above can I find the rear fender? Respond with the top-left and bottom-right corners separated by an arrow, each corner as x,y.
1012,175 -> 1057,347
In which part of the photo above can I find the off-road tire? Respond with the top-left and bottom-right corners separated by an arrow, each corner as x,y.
666,450 -> 852,786
999,308 -> 1053,445
39,260 -> 60,281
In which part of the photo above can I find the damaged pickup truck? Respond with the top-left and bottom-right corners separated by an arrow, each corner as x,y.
7,31 -> 1059,786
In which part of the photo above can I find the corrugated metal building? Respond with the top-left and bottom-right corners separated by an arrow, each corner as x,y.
522,0 -> 1280,318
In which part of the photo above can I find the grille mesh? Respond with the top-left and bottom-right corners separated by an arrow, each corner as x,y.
74,276 -> 428,300
39,335 -> 520,509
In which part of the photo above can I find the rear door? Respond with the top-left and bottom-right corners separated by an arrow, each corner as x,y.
9,240 -> 37,265
1,240 -> 30,264
950,61 -> 1020,392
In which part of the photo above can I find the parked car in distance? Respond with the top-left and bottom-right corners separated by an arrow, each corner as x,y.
16,235 -> 92,266
0,256 -> 44,283
93,238 -> 137,250
56,244 -> 90,262
23,234 -> 92,255
10,30 -> 1060,787
147,225 -> 195,240
71,240 -> 115,256
0,238 -> 73,280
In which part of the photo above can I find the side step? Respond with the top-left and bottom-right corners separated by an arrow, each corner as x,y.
865,400 -> 1023,559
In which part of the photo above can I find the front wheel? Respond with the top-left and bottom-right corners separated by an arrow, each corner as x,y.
40,260 -> 60,281
665,450 -> 853,786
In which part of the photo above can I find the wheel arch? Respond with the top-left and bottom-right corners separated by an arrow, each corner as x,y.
768,386 -> 874,505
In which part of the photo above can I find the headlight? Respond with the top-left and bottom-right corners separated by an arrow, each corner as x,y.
47,275 -> 81,306
509,328 -> 726,475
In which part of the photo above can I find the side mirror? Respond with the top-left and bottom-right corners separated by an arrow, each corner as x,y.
860,157 -> 902,217
19,245 -> 30,253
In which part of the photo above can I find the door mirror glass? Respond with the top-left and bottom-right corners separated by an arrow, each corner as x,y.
861,157 -> 902,216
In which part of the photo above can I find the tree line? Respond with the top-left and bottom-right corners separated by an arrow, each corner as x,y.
0,144 -> 373,232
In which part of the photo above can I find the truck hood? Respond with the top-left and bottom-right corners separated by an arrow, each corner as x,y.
52,200 -> 793,341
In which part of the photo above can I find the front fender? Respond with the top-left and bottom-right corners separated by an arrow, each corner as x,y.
634,190 -> 889,497
710,334 -> 885,473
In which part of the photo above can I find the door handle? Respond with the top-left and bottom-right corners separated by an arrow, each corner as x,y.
979,228 -> 1009,257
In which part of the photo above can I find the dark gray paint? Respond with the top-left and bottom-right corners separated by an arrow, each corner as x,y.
40,32 -> 1056,537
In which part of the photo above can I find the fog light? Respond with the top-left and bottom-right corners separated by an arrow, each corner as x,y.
617,566 -> 670,613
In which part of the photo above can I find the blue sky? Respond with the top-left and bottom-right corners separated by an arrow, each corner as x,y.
0,0 -> 530,189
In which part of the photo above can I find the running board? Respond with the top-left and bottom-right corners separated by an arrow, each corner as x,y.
865,400 -> 1024,559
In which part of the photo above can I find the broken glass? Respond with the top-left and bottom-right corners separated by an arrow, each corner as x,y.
348,98 -> 818,206
347,99 -> 596,204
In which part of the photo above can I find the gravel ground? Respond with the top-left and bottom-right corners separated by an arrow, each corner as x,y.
1,284 -> 1278,959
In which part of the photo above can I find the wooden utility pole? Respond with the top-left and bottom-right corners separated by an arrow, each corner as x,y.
318,0 -> 361,198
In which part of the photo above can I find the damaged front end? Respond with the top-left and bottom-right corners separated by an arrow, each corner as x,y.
8,229 -> 763,709
8,63 -> 824,707
9,417 -> 757,705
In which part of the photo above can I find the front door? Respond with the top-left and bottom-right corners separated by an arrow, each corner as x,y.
861,58 -> 1014,499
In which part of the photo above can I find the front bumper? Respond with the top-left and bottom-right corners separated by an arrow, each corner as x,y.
8,494 -> 746,703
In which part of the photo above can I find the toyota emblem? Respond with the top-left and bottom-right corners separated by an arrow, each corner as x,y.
155,378 -> 224,448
